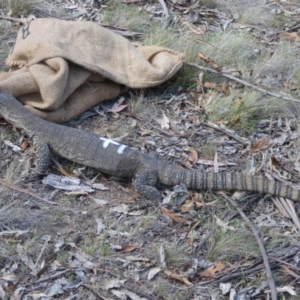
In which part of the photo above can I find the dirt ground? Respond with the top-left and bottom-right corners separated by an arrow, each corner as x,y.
1,0 -> 300,299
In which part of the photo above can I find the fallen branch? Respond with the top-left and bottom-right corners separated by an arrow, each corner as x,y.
82,284 -> 106,300
158,0 -> 169,18
202,122 -> 249,146
0,177 -> 57,206
29,269 -> 71,285
221,193 -> 277,300
186,63 -> 300,104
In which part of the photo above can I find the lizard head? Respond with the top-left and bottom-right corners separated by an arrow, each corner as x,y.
0,93 -> 29,129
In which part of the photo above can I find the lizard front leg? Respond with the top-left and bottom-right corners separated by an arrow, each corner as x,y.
34,143 -> 51,174
26,143 -> 51,180
133,170 -> 163,209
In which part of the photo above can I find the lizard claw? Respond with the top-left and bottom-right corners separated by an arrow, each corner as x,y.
22,173 -> 43,183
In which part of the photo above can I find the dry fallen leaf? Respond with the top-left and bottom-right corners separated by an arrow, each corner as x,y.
230,116 -> 240,128
148,267 -> 162,280
20,139 -> 29,151
4,140 -> 21,152
212,63 -> 220,71
196,71 -> 204,93
280,32 -> 300,42
117,245 -> 138,252
271,156 -> 280,168
198,52 -> 221,71
198,52 -> 210,63
161,113 -> 170,130
161,207 -> 185,223
164,269 -> 193,286
249,139 -> 268,154
204,82 -> 217,89
220,83 -> 230,95
195,199 -> 218,208
183,22 -> 207,35
181,201 -> 194,213
215,216 -> 236,231
108,97 -> 128,113
57,166 -> 75,177
276,285 -> 297,296
188,147 -> 198,165
140,127 -> 152,136
200,262 -> 225,278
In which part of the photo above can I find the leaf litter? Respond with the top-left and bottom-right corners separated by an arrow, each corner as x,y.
1,0 -> 300,299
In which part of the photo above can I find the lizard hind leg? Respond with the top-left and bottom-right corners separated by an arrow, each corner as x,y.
132,171 -> 163,209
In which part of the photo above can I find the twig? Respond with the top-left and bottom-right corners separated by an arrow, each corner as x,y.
202,122 -> 249,146
121,285 -> 157,300
0,15 -> 34,23
157,0 -> 169,18
270,257 -> 300,272
186,63 -> 300,104
0,177 -> 57,206
221,194 -> 277,300
28,269 -> 71,285
214,261 -> 277,283
82,284 -> 106,300
225,195 -> 260,222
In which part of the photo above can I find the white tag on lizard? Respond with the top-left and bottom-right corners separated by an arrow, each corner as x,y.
100,137 -> 127,154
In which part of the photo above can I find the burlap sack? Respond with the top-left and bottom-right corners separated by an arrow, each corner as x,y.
0,18 -> 184,123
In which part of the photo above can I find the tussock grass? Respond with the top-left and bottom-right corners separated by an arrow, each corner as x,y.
205,89 -> 285,135
256,42 -> 300,88
0,0 -> 66,18
80,236 -> 111,257
199,31 -> 266,74
214,0 -> 272,26
1,0 -> 43,16
102,0 -> 147,31
206,224 -> 260,262
163,244 -> 189,267
199,142 -> 217,160
154,279 -> 189,300
0,22 -> 15,71
129,93 -> 145,115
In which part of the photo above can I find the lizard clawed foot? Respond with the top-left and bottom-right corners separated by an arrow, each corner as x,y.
22,173 -> 44,183
129,198 -> 161,211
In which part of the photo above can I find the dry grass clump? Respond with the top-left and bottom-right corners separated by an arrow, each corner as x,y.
206,224 -> 260,262
199,31 -> 266,75
205,90 -> 283,135
255,42 -> 300,90
212,0 -> 272,26
0,21 -> 15,71
102,0 -> 147,31
0,0 -> 65,18
1,0 -> 42,16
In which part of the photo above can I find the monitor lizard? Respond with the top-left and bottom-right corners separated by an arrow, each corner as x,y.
0,92 -> 299,208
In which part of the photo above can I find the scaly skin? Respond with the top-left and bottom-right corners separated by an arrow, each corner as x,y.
0,92 -> 299,208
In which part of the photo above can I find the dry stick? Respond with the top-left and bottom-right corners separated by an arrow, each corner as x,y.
121,285 -> 157,300
28,269 -> 72,285
221,194 -> 277,300
158,0 -> 169,18
186,63 -> 300,104
202,122 -> 249,146
81,284 -> 106,300
0,177 -> 57,206
213,262 -> 277,283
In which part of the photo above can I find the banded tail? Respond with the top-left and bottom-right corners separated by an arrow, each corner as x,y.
158,166 -> 300,201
